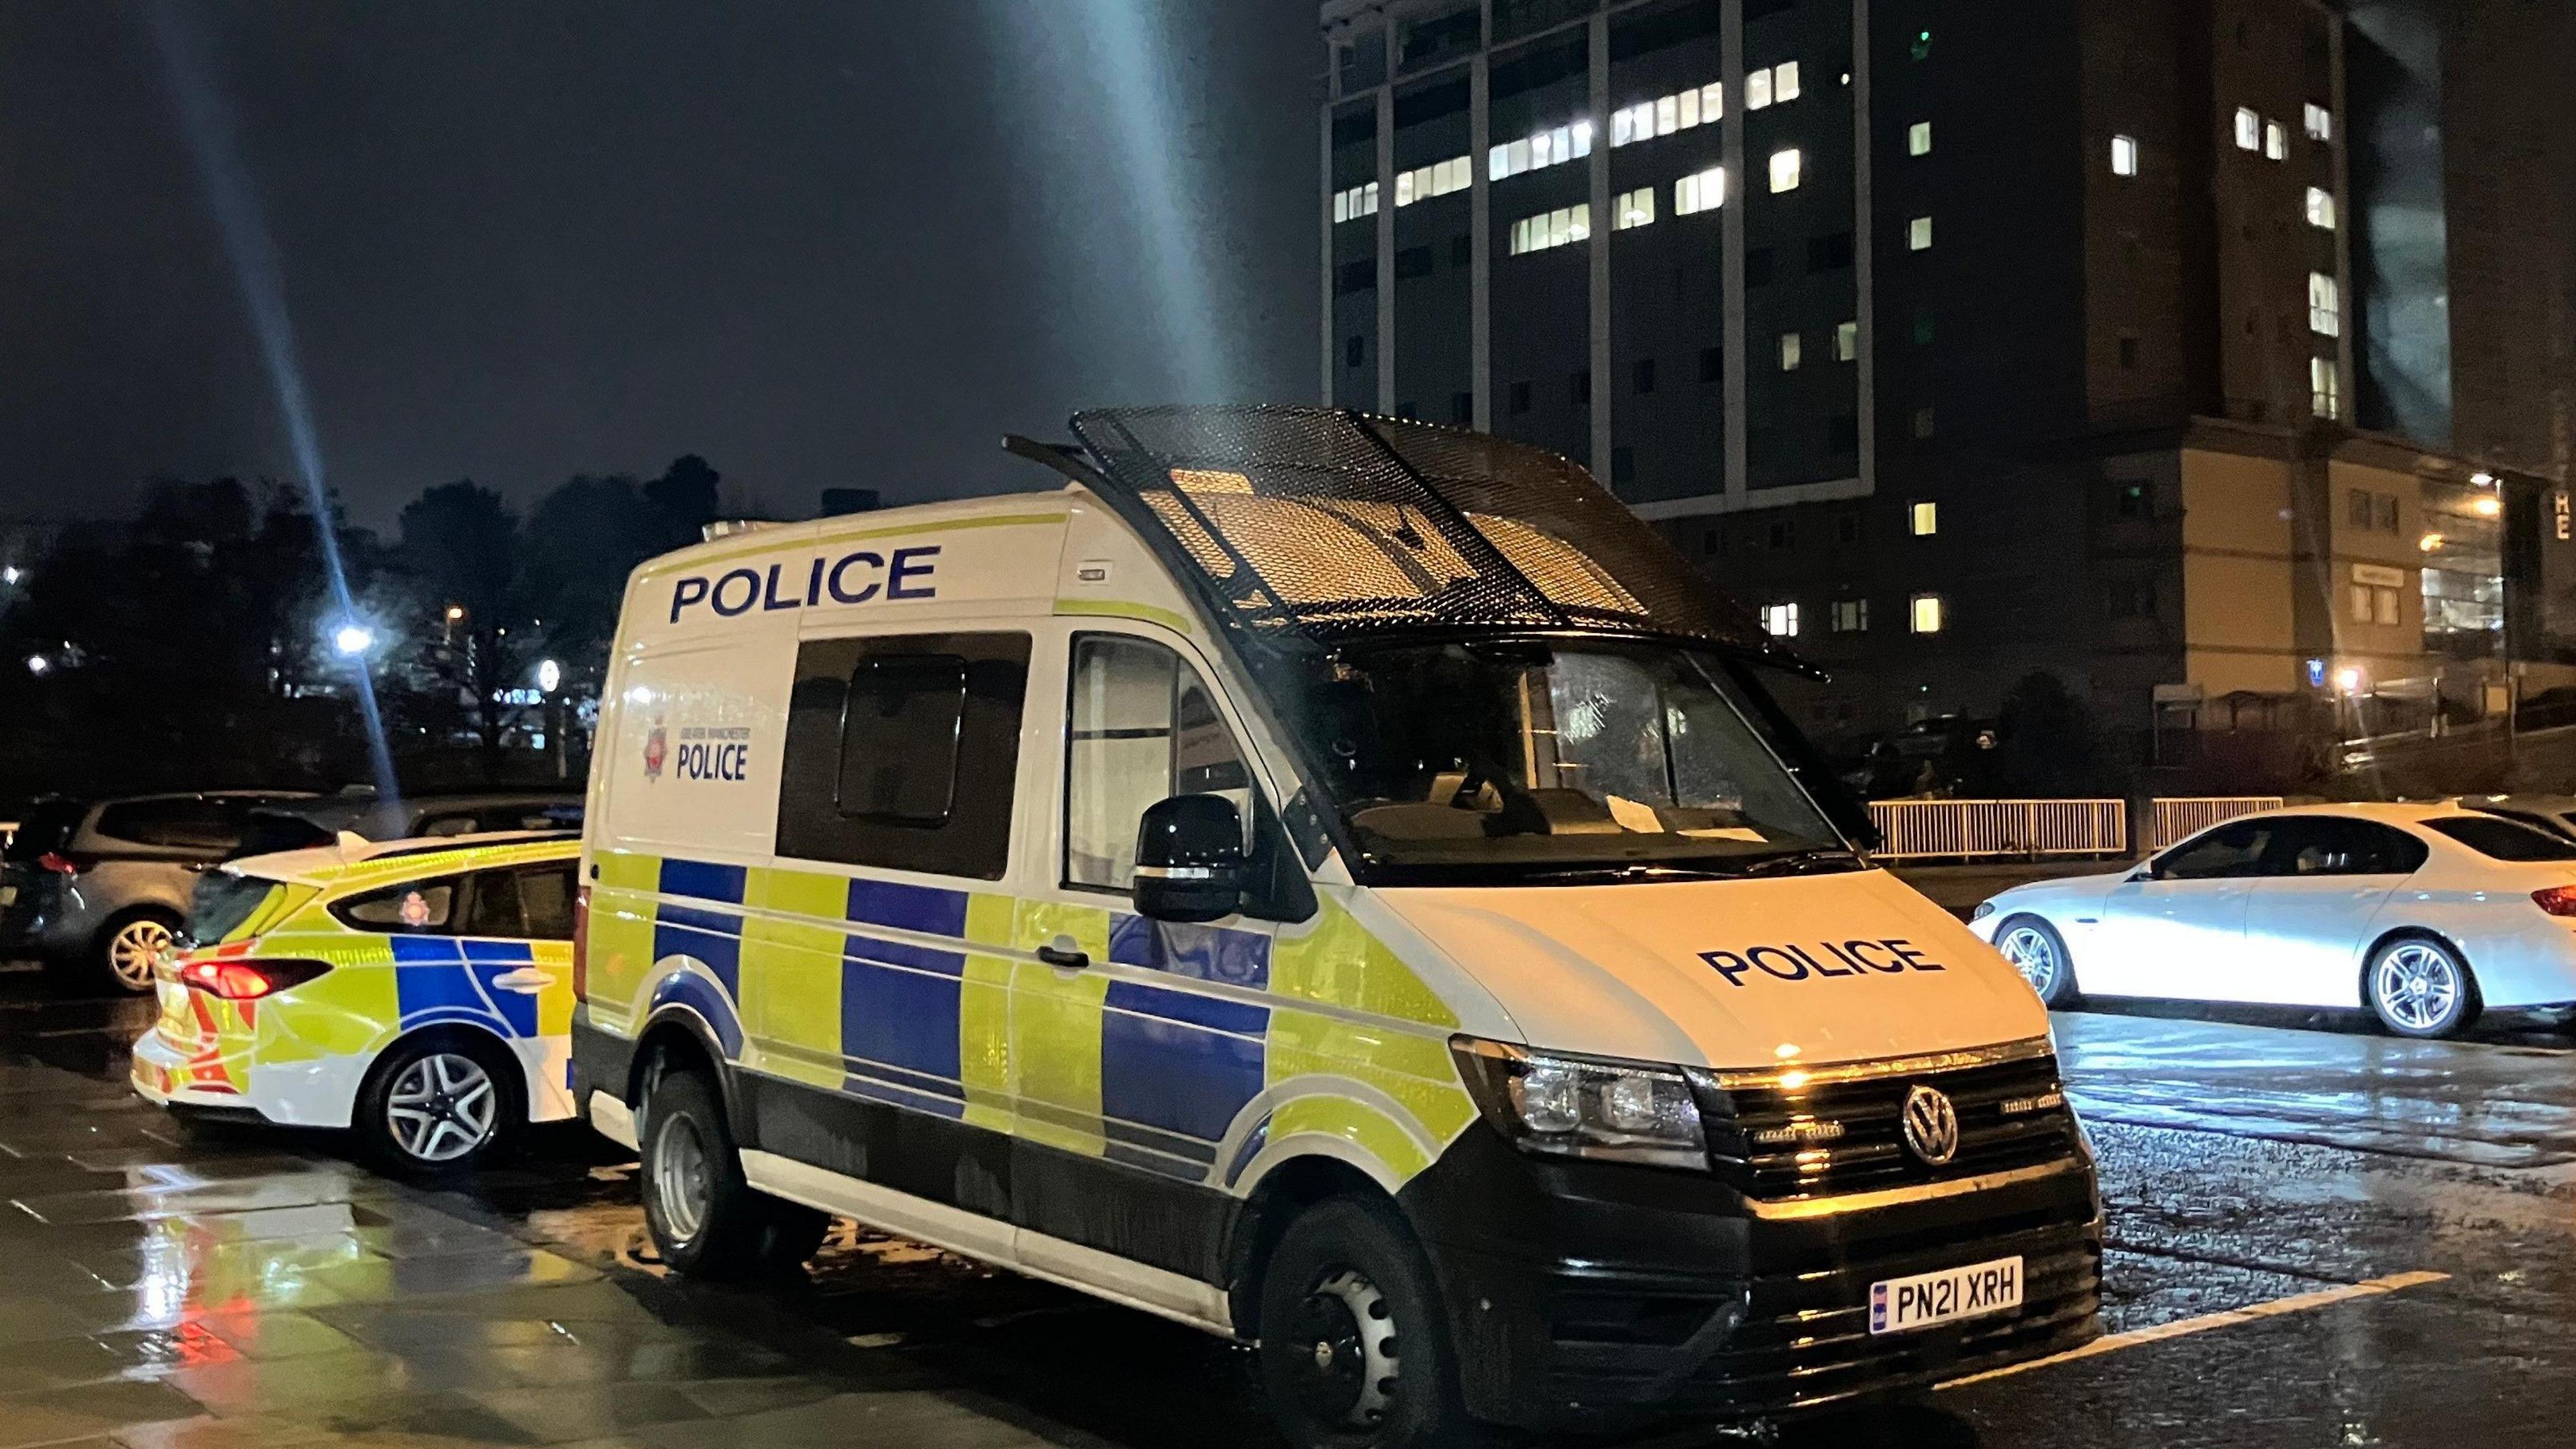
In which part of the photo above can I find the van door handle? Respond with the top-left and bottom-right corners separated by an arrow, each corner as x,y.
1036,943 -> 1089,970
490,967 -> 555,994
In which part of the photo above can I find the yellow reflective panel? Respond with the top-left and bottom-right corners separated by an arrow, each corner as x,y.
1269,900 -> 1459,1028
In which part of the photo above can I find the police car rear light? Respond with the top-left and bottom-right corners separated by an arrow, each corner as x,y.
572,885 -> 592,1000
2534,887 -> 2576,917
178,957 -> 331,1000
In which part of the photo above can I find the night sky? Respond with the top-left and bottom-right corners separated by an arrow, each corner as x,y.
0,1 -> 1319,529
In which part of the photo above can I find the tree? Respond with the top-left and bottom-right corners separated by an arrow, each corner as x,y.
1994,671 -> 2112,798
394,481 -> 527,766
645,454 -> 720,551
522,474 -> 659,674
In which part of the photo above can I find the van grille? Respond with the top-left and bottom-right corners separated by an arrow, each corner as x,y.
1696,1049 -> 2079,1201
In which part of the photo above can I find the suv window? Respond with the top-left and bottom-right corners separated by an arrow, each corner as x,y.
2425,816 -> 2576,862
1065,635 -> 1252,890
94,797 -> 248,851
2154,818 -> 2276,880
2262,817 -> 2429,877
776,632 -> 1030,879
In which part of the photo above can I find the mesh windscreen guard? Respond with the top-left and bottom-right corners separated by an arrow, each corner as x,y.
1067,407 -> 1777,657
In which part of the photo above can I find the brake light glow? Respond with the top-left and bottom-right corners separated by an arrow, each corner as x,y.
178,957 -> 331,1000
35,851 -> 78,875
2532,886 -> 2576,917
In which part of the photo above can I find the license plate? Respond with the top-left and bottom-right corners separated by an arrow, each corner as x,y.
1869,1256 -> 2023,1335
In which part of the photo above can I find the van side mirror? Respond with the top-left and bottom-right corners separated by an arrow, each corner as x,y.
1134,794 -> 1247,923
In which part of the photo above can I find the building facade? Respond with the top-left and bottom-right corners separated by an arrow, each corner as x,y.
1317,0 -> 2576,754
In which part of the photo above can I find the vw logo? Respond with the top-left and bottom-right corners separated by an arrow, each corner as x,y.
1901,1085 -> 1961,1166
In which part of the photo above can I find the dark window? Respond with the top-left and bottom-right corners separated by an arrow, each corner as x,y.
1699,346 -> 1723,382
2425,816 -> 2576,862
1836,511 -> 1862,545
1345,335 -> 1366,369
1570,369 -> 1591,406
2102,579 -> 2157,618
2118,334 -> 2139,368
1336,258 -> 1375,295
1450,233 -> 1472,267
2153,819 -> 2276,879
1702,527 -> 1725,555
517,863 -> 578,939
1911,27 -> 1932,61
2259,818 -> 2428,877
1450,391 -> 1474,425
1633,358 -> 1656,394
1827,413 -> 1859,452
1399,6 -> 1479,68
1396,400 -> 1419,419
1913,311 -> 1935,346
1807,231 -> 1854,270
1766,519 -> 1794,552
1746,248 -> 1774,286
2117,482 -> 2153,519
2375,495 -> 2398,532
1395,245 -> 1435,280
94,797 -> 253,852
2346,488 -> 2373,528
778,633 -> 1030,879
460,867 -> 528,938
1508,380 -> 1532,414
1611,446 -> 1635,484
334,877 -> 461,934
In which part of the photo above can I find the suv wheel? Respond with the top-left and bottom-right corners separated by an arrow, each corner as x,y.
97,911 -> 177,995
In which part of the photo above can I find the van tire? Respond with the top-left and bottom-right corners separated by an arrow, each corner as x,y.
354,1030 -> 523,1177
1254,1196 -> 1481,1449
637,1068 -> 828,1278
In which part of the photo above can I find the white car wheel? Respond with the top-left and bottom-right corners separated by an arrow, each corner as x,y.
2367,938 -> 2478,1038
1996,916 -> 2075,1007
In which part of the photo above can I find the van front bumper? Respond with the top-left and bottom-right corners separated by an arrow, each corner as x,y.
1399,1123 -> 2102,1432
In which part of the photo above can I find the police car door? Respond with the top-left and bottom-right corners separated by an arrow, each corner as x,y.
2093,816 -> 2271,999
1014,625 -> 1281,1203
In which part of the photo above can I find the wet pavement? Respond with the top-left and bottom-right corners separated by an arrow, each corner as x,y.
2,965 -> 2573,1447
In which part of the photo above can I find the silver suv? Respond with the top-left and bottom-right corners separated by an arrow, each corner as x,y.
0,791 -> 315,992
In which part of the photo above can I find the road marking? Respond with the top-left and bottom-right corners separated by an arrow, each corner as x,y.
1940,1269 -> 2451,1389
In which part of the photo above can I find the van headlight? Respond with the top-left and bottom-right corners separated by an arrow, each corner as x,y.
1450,1036 -> 1709,1170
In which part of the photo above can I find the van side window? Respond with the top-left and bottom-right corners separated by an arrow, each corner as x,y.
777,632 -> 1030,880
1065,635 -> 1252,890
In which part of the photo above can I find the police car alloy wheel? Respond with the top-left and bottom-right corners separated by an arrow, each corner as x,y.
2367,937 -> 2479,1038
1995,916 -> 2074,1006
386,1052 -> 499,1164
103,914 -> 174,994
1255,1197 -> 1473,1449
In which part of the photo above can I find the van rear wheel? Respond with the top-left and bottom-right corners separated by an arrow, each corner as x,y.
1254,1197 -> 1479,1449
637,1067 -> 827,1277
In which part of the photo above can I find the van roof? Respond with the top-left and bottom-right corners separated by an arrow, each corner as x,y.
631,488 -> 1079,582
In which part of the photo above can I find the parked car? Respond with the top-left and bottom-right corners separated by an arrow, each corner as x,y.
0,791 -> 317,991
228,788 -> 584,860
131,831 -> 579,1173
2457,794 -> 2576,844
1971,802 -> 2576,1038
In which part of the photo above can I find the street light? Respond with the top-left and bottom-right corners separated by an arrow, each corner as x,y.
537,658 -> 561,694
1,566 -> 20,586
443,604 -> 464,623
333,623 -> 376,657
23,653 -> 48,676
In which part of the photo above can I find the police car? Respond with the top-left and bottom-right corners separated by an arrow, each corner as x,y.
571,407 -> 2100,1445
130,832 -> 580,1171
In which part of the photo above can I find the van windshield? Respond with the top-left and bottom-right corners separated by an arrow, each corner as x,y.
1275,638 -> 1848,883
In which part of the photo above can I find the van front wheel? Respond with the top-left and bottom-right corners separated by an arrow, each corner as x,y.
637,1069 -> 828,1277
1254,1197 -> 1479,1449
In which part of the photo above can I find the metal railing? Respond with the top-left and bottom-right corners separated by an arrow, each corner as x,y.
1868,800 -> 2129,861
2145,796 -> 2284,851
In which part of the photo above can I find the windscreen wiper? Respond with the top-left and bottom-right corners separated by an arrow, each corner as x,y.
1728,847 -> 1865,877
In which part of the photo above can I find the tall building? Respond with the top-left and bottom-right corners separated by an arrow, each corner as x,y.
1316,0 -> 2576,754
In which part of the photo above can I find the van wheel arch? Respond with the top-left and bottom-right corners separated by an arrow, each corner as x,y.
627,1011 -> 727,1108
1224,1154 -> 1397,1339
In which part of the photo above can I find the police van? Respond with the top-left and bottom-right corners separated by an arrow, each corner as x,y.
570,407 -> 2100,1444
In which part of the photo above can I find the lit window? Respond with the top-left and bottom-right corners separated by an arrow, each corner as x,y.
2312,356 -> 2342,420
1835,320 -> 1860,362
1770,148 -> 1803,193
1909,594 -> 1945,634
2306,186 -> 2337,229
1831,598 -> 1869,633
1333,183 -> 1379,223
1774,61 -> 1801,102
1909,215 -> 1933,250
1508,203 -> 1591,256
1615,186 -> 1657,229
1761,602 -> 1800,638
1780,332 -> 1804,371
1395,168 -> 1418,206
1909,121 -> 1932,156
2234,107 -> 2261,151
1677,88 -> 1701,129
2111,134 -> 2139,176
1748,68 -> 1774,111
2308,272 -> 2341,337
2349,584 -> 2372,623
2306,103 -> 2332,142
1674,166 -> 1727,215
1703,81 -> 1723,119
1507,137 -> 1532,174
2265,121 -> 2288,161
1910,501 -> 1938,536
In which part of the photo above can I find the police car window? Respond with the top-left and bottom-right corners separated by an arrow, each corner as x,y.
2155,820 -> 2272,879
517,864 -> 577,940
335,878 -> 459,933
2426,816 -> 2576,862
460,869 -> 526,937
1065,635 -> 1252,891
776,632 -> 1030,880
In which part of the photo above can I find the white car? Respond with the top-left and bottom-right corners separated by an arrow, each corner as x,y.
1968,802 -> 2576,1038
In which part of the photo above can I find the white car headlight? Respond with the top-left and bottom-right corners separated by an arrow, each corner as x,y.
1450,1036 -> 1709,1170
1971,900 -> 1998,922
